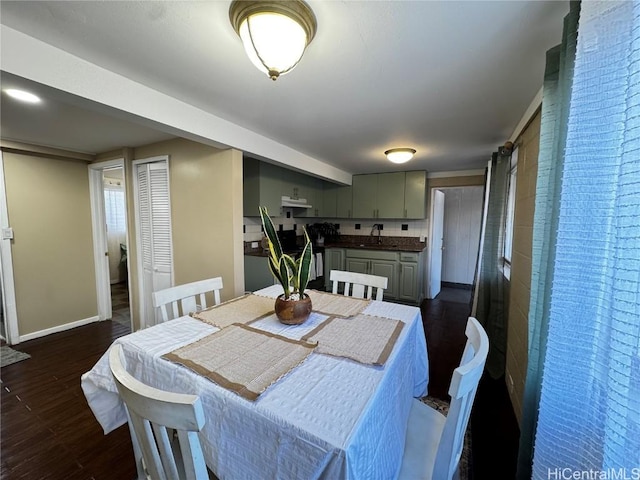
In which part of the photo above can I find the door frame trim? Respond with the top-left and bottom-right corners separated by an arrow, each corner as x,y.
426,188 -> 445,299
0,151 -> 20,344
88,159 -> 127,321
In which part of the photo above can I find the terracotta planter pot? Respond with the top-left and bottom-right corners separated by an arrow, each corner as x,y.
274,294 -> 312,325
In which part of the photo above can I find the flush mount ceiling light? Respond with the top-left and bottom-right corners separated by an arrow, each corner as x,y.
229,0 -> 317,81
4,88 -> 41,104
385,148 -> 416,164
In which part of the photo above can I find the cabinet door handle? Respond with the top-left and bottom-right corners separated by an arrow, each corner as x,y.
404,208 -> 407,218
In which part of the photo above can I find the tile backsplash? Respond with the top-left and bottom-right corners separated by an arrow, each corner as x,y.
244,210 -> 429,243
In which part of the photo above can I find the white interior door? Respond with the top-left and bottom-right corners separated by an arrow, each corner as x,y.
428,189 -> 445,299
442,186 -> 484,284
134,158 -> 173,328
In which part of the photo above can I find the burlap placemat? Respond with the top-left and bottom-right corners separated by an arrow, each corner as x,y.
163,323 -> 317,401
301,314 -> 404,366
191,294 -> 275,329
307,290 -> 371,318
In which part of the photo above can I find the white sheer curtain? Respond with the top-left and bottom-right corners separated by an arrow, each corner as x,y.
532,0 -> 640,474
104,181 -> 127,284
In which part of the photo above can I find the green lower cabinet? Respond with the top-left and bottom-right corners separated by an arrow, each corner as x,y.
399,251 -> 424,304
370,259 -> 398,299
335,249 -> 424,304
324,248 -> 345,290
345,258 -> 369,275
398,261 -> 419,302
345,250 -> 399,300
244,255 -> 276,293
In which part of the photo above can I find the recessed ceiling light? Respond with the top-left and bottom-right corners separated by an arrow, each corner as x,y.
4,89 -> 41,104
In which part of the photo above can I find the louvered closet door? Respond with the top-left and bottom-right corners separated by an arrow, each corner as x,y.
135,160 -> 173,328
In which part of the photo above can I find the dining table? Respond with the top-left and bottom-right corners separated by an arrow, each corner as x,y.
81,285 -> 429,480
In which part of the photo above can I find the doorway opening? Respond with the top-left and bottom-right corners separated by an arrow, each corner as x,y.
427,186 -> 484,300
89,160 -> 131,333
103,167 -> 130,331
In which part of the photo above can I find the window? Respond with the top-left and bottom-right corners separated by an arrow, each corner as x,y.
104,183 -> 127,235
103,174 -> 128,283
503,147 -> 518,279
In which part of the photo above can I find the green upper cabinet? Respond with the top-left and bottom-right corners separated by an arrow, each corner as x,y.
243,157 -> 282,217
290,172 -> 323,218
352,174 -> 378,218
322,183 -> 338,218
336,185 -> 353,218
404,170 -> 427,219
244,158 -> 424,220
245,158 -> 328,217
322,183 -> 353,218
377,172 -> 405,218
352,171 -> 425,219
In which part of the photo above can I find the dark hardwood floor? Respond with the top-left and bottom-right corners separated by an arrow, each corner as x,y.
1,321 -> 137,479
420,286 -> 520,480
1,285 -> 518,479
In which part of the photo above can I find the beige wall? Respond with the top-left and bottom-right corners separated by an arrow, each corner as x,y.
506,110 -> 541,424
130,138 -> 244,328
3,152 -> 97,336
428,175 -> 485,189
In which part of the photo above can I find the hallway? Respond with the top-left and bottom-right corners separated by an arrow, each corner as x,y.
110,282 -> 130,332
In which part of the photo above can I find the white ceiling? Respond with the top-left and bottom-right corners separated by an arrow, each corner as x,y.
0,1 -> 568,175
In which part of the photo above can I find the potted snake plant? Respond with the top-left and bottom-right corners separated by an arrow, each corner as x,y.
259,206 -> 313,325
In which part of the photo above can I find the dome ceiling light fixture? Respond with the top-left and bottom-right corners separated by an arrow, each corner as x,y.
385,148 -> 417,164
229,0 -> 317,81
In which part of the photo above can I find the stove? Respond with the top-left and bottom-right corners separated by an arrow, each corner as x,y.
277,230 -> 300,255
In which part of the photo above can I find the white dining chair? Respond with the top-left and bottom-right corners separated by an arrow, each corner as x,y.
109,344 -> 215,480
152,277 -> 223,322
329,269 -> 388,301
398,316 -> 489,480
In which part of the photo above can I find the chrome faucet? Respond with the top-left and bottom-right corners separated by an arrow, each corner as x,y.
370,224 -> 382,244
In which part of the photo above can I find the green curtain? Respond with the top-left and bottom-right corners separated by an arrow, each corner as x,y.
516,2 -> 580,478
474,145 -> 511,379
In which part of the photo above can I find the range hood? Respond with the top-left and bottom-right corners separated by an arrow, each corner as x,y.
281,195 -> 313,209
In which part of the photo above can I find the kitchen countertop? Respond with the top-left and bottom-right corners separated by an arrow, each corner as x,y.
244,246 -> 324,257
324,241 -> 426,252
324,234 -> 426,252
245,250 -> 271,257
244,235 -> 426,256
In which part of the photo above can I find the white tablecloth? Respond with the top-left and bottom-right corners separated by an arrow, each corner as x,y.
81,286 -> 429,480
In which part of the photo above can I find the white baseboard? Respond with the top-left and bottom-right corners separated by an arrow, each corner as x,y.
19,315 -> 100,342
